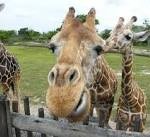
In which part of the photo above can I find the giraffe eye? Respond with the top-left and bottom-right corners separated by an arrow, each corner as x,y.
125,34 -> 132,41
48,43 -> 57,53
93,45 -> 103,55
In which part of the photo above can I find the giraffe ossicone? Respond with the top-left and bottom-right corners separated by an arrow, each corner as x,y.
46,7 -> 118,126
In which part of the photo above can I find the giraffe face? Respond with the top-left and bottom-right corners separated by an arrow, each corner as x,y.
46,7 -> 105,121
116,29 -> 134,50
107,16 -> 150,52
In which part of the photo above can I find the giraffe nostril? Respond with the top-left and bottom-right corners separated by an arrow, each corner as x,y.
50,72 -> 55,81
68,69 -> 79,84
69,71 -> 76,82
125,35 -> 132,41
48,69 -> 57,85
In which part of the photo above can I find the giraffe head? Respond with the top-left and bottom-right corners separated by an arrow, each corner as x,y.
46,7 -> 106,122
106,16 -> 150,52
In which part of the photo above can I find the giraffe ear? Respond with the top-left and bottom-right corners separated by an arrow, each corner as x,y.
62,7 -> 75,28
0,3 -> 5,11
133,30 -> 150,41
83,8 -> 96,30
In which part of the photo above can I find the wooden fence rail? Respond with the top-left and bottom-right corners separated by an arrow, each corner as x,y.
106,49 -> 150,57
11,112 -> 150,137
0,95 -> 150,137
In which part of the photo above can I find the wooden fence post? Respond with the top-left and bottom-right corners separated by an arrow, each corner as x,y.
0,95 -> 12,137
24,96 -> 33,137
12,101 -> 21,137
38,108 -> 46,137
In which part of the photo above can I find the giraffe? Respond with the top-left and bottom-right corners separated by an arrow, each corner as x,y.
46,7 -> 117,127
0,4 -> 20,106
105,16 -> 150,132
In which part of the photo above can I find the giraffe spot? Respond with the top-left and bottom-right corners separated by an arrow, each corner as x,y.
121,81 -> 124,89
11,62 -> 14,68
101,75 -> 109,88
125,74 -> 131,84
7,56 -> 11,61
142,106 -> 146,112
6,60 -> 11,69
118,110 -> 128,123
125,59 -> 132,65
125,85 -> 131,92
1,58 -> 6,65
131,104 -> 141,112
5,70 -> 9,75
138,94 -> 144,104
124,65 -> 132,73
96,85 -> 104,93
13,65 -> 17,71
89,88 -> 97,103
2,75 -> 7,83
0,55 -> 4,62
122,70 -> 125,78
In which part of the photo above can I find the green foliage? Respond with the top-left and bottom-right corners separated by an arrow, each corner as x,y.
43,30 -> 57,40
143,19 -> 150,30
100,29 -> 111,39
132,25 -> 145,32
76,14 -> 99,25
0,30 -> 17,43
18,27 -> 41,41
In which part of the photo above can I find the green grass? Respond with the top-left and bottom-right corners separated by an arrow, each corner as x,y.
105,53 -> 150,110
134,43 -> 150,51
4,46 -> 56,104
1,45 -> 150,127
3,46 -> 150,108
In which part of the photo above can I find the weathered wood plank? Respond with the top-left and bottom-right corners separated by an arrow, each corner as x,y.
0,95 -> 12,137
11,113 -> 150,137
38,108 -> 46,137
24,97 -> 33,137
12,101 -> 21,137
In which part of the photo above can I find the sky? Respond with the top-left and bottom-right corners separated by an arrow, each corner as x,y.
0,0 -> 149,33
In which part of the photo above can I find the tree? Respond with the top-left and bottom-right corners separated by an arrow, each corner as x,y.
100,29 -> 111,39
143,19 -> 150,46
0,30 -> 17,43
132,25 -> 145,32
18,27 -> 41,41
76,14 -> 99,25
143,19 -> 150,30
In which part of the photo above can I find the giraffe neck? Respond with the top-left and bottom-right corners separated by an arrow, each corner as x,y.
121,48 -> 133,97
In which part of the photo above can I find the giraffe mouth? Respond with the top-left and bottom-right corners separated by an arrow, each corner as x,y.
68,91 -> 88,117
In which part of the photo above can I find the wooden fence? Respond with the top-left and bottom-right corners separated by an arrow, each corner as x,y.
0,95 -> 150,137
